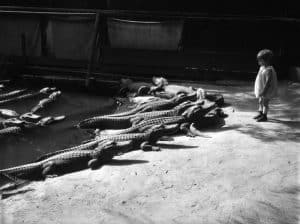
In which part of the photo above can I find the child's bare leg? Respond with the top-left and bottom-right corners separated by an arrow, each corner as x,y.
257,98 -> 269,122
259,97 -> 263,112
254,97 -> 263,119
263,98 -> 269,115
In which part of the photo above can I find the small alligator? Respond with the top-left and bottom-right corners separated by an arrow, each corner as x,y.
0,118 -> 28,129
0,89 -> 27,100
77,100 -> 198,129
31,90 -> 61,113
106,92 -> 198,117
19,113 -> 42,123
0,115 -> 65,139
0,87 -> 56,105
0,109 -> 19,118
0,140 -> 122,181
0,126 -> 21,138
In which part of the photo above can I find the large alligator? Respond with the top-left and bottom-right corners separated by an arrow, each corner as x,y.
31,90 -> 61,113
98,102 -> 218,137
77,100 -> 198,129
96,102 -> 207,135
0,89 -> 27,100
0,140 -> 125,182
0,87 -> 56,105
35,138 -> 110,162
107,92 -> 198,118
34,124 -> 177,163
93,124 -> 180,151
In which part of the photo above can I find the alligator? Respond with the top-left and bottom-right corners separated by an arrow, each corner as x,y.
31,90 -> 61,113
0,115 -> 65,134
98,101 -> 218,137
36,115 -> 66,126
128,96 -> 161,105
129,100 -> 203,124
106,92 -> 199,118
38,124 -> 180,162
19,113 -> 42,123
0,118 -> 27,129
96,101 -> 204,135
0,87 -> 56,105
77,100 -> 198,129
0,109 -> 19,118
93,124 -> 180,152
150,77 -> 225,106
205,92 -> 225,107
34,138 -> 110,162
36,126 -> 171,161
0,126 -> 21,137
0,140 -> 125,181
150,77 -> 206,97
0,89 -> 27,100
119,78 -> 152,96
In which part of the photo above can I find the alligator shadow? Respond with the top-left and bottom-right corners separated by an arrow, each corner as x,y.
46,159 -> 149,176
1,188 -> 34,200
106,159 -> 149,166
157,143 -> 199,150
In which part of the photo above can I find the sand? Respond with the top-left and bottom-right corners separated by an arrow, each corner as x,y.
0,81 -> 299,224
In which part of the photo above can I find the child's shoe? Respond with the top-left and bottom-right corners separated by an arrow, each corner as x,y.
253,111 -> 263,119
257,114 -> 267,122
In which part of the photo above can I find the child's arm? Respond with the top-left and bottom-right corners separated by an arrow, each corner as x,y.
260,69 -> 272,97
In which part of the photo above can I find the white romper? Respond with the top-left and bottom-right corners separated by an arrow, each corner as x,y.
254,65 -> 278,99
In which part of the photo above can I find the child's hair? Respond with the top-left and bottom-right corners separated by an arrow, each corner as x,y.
257,49 -> 274,64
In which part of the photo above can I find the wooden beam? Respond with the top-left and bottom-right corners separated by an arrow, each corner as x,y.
0,6 -> 300,23
85,12 -> 101,87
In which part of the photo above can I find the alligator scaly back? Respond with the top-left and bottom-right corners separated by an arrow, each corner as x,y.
0,126 -> 21,137
0,89 -> 27,100
77,115 -> 132,129
0,87 -> 56,106
106,93 -> 193,117
0,140 -> 116,180
34,139 -> 105,162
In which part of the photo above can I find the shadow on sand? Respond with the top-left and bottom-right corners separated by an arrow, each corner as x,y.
157,143 -> 199,150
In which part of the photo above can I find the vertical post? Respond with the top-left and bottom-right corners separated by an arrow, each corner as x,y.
21,33 -> 27,58
40,15 -> 48,57
85,12 -> 101,88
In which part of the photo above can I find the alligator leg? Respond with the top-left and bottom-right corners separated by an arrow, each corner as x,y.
138,125 -> 153,133
139,106 -> 155,113
130,116 -> 144,125
0,173 -> 30,193
140,141 -> 160,151
180,123 -> 196,137
189,123 -> 211,138
41,161 -> 57,178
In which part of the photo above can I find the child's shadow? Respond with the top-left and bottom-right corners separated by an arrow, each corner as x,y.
268,118 -> 300,129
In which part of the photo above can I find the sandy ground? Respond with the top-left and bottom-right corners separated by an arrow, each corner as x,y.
0,81 -> 299,224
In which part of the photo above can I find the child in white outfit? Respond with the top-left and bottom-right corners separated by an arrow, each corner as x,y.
254,49 -> 278,122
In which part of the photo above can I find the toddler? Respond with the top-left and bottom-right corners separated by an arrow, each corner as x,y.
254,49 -> 278,122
